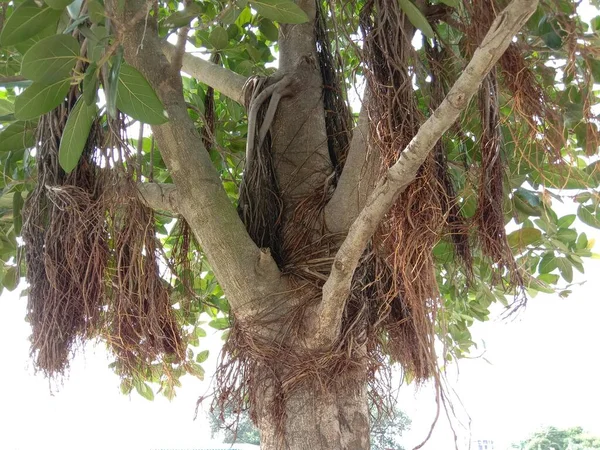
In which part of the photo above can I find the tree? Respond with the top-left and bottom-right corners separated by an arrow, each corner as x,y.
512,426 -> 600,450
209,400 -> 410,449
0,0 -> 599,448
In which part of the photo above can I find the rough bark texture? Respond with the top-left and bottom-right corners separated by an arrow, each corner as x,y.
108,0 -> 538,447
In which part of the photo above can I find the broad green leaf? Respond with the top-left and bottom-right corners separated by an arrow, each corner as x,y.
87,0 -> 104,24
209,26 -> 229,50
116,64 -> 168,125
527,276 -> 555,294
14,79 -> 71,120
439,0 -> 458,6
208,317 -> 230,330
557,214 -> 576,229
195,327 -> 206,337
556,228 -> 577,243
538,273 -> 559,285
592,16 -> 600,32
0,121 -> 36,152
13,23 -> 55,55
59,96 -> 97,173
539,253 -> 557,274
249,0 -> 309,24
21,34 -> 80,83
44,0 -> 74,10
0,2 -> 62,46
398,0 -> 435,39
0,99 -> 14,116
2,266 -> 19,292
556,257 -> 573,283
507,228 -> 542,249
134,380 -> 154,401
578,204 -> 600,229
196,350 -> 209,363
164,3 -> 202,27
83,62 -> 98,106
259,19 -> 279,41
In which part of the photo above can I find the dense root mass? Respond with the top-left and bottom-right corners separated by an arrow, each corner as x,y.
22,101 -> 188,385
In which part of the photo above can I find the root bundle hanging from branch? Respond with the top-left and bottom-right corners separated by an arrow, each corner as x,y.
22,96 -> 190,384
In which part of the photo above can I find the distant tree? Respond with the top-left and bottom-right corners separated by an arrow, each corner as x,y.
209,402 -> 410,449
512,426 -> 600,450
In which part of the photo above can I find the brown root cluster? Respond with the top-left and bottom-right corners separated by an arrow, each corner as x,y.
22,98 -> 188,384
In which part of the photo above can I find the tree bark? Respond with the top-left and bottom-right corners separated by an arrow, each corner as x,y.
256,373 -> 370,450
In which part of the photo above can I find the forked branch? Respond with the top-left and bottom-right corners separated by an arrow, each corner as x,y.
314,0 -> 539,346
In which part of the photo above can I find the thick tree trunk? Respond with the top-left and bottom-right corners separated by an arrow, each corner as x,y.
257,375 -> 370,450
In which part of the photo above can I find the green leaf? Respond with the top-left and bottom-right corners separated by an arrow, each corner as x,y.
507,228 -> 542,249
526,275 -> 555,294
556,228 -> 577,243
208,317 -> 230,330
0,121 -> 36,152
195,327 -> 207,338
576,232 -> 588,250
577,205 -> 600,229
44,0 -> 74,10
2,266 -> 19,292
83,62 -> 98,106
398,0 -> 435,39
557,214 -> 576,229
259,18 -> 279,41
209,26 -> 229,50
249,0 -> 309,24
592,16 -> 600,32
0,99 -> 14,116
14,79 -> 71,120
556,257 -> 573,283
439,0 -> 458,6
0,2 -> 62,47
59,96 -> 97,173
116,64 -> 168,124
134,380 -> 155,401
21,34 -> 80,83
87,0 -> 104,24
196,350 -> 209,363
107,47 -> 123,119
164,3 -> 202,27
539,253 -> 557,274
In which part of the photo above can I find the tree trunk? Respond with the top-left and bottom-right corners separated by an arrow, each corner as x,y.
257,374 -> 370,450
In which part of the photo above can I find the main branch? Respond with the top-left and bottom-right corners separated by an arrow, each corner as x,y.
109,0 -> 282,314
314,0 -> 539,346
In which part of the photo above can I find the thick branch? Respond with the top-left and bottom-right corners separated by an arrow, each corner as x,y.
137,182 -> 179,214
110,0 -> 281,314
324,100 -> 378,233
162,42 -> 246,104
314,0 -> 539,346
